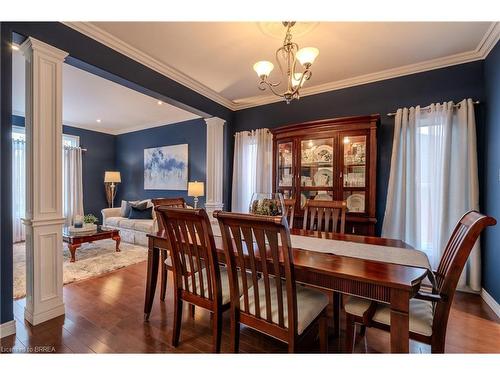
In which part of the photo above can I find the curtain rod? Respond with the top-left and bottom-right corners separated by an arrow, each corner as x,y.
234,129 -> 271,136
64,145 -> 87,152
13,140 -> 87,152
387,100 -> 480,117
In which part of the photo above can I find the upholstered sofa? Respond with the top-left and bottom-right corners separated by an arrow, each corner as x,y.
101,200 -> 157,246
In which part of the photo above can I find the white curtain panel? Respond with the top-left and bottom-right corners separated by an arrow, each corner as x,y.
63,146 -> 84,226
12,140 -> 26,243
231,128 -> 273,213
382,99 -> 480,291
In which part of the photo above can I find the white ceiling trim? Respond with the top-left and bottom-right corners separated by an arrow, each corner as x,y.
64,22 -> 499,112
63,21 -> 235,110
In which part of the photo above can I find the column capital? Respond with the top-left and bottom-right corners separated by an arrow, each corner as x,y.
204,117 -> 226,128
20,37 -> 69,62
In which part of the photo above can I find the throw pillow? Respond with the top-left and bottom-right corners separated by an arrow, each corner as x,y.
128,205 -> 153,220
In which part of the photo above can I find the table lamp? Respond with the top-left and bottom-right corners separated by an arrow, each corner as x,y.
188,181 -> 204,209
104,171 -> 121,208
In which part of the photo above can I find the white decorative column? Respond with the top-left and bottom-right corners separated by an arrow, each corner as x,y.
21,37 -> 68,325
204,117 -> 226,219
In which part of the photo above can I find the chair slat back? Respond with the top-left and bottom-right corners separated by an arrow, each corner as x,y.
156,207 -> 222,304
302,200 -> 347,233
284,199 -> 296,229
152,198 -> 186,235
432,211 -> 496,335
214,211 -> 297,332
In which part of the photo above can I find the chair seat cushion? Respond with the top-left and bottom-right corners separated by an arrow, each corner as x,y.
185,266 -> 243,305
164,256 -> 200,272
344,296 -> 434,337
243,278 -> 328,335
105,217 -> 125,227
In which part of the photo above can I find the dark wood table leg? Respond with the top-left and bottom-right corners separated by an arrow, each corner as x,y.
390,289 -> 410,353
113,234 -> 121,252
144,238 -> 160,321
68,244 -> 80,263
332,291 -> 341,338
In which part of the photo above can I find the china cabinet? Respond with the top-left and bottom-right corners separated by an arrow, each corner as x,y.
272,115 -> 379,235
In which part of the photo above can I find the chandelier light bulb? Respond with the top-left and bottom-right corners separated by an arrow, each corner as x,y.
296,47 -> 319,67
253,61 -> 274,79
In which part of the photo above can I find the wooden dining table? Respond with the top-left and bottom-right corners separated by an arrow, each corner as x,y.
144,228 -> 428,353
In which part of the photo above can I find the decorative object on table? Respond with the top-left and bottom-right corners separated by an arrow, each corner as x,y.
187,181 -> 204,209
104,171 -> 121,208
68,223 -> 97,235
346,193 -> 365,212
83,214 -> 98,225
249,193 -> 284,216
253,22 -> 319,104
144,144 -> 188,190
73,215 -> 84,228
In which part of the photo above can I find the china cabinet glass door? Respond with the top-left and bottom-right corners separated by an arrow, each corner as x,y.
299,137 -> 335,208
277,141 -> 294,199
342,134 -> 367,213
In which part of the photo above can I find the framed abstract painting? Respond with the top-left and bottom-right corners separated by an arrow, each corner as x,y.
144,144 -> 188,190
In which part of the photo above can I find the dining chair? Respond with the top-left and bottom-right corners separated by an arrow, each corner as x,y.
344,210 -> 496,353
151,197 -> 187,301
156,207 -> 231,353
303,199 -> 347,234
213,211 -> 329,353
283,198 -> 296,229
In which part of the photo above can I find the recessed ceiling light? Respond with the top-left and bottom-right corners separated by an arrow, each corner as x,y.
96,119 -> 102,123
157,100 -> 163,105
11,44 -> 19,51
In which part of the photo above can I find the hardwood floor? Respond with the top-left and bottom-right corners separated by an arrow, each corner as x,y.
1,261 -> 499,354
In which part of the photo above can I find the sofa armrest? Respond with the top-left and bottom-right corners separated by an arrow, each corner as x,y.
101,207 -> 121,223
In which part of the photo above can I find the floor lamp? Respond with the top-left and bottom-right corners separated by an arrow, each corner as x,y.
104,171 -> 121,208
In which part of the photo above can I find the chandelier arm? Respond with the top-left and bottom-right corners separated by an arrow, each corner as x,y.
289,68 -> 312,97
275,46 -> 286,86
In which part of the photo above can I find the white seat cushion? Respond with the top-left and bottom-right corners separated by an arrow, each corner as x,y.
165,256 -> 200,272
105,217 -> 125,227
185,266 -> 240,305
133,219 -> 154,233
244,278 -> 328,335
119,219 -> 138,229
344,296 -> 434,337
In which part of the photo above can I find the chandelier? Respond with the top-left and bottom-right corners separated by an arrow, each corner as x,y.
253,22 -> 319,104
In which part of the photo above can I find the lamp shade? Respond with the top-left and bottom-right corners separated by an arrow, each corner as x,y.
188,181 -> 204,197
253,61 -> 274,78
296,47 -> 319,66
104,171 -> 121,183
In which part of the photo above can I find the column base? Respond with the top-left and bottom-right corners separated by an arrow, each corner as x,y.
0,320 -> 16,338
24,303 -> 65,326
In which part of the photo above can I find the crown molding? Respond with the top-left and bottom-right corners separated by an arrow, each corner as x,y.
64,22 -> 499,112
234,22 -> 500,110
62,22 -> 236,110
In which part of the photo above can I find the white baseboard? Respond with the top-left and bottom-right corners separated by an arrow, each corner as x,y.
481,288 -> 500,318
0,320 -> 16,339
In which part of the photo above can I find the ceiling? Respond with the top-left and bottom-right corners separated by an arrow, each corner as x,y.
12,49 -> 200,135
65,21 -> 499,110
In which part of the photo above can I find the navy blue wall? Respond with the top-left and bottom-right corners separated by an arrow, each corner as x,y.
232,62 -> 487,235
483,41 -> 500,304
11,115 -> 116,220
115,119 -> 207,208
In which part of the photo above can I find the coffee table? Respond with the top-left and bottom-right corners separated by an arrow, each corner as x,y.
63,226 -> 121,262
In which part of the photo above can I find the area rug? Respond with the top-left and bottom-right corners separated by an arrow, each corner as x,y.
13,239 -> 148,299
